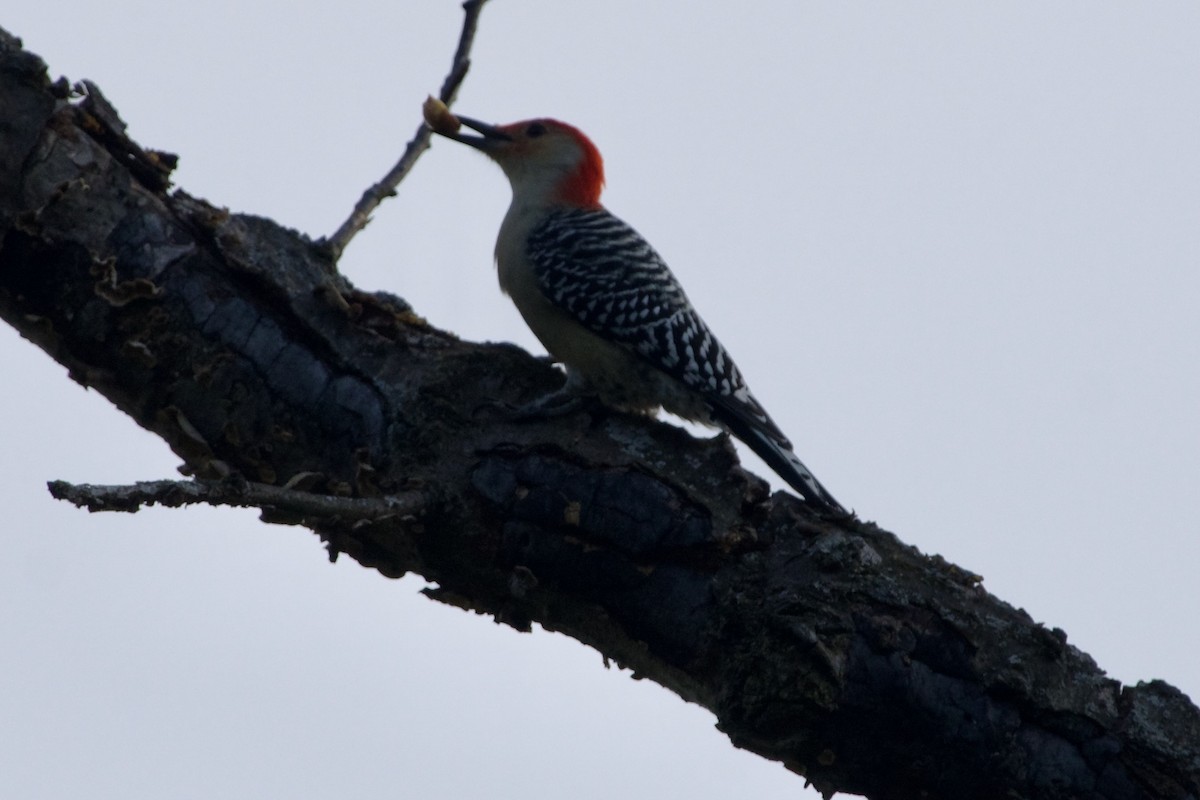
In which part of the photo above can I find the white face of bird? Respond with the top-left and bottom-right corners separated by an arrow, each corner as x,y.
484,121 -> 584,200
435,114 -> 606,208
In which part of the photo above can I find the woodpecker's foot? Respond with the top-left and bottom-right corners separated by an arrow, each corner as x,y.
506,388 -> 589,420
477,387 -> 605,422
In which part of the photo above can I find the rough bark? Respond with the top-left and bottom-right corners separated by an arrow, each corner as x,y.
1,29 -> 1196,800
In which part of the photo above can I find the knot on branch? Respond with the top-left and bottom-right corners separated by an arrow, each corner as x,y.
471,450 -> 720,665
472,451 -> 714,556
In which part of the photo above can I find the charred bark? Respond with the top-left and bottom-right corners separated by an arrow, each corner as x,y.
1,29 -> 1196,800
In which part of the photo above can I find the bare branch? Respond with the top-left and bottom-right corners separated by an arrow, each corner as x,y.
317,0 -> 491,262
47,478 -> 426,521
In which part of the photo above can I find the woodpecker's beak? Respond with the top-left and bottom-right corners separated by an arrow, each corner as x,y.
442,116 -> 512,151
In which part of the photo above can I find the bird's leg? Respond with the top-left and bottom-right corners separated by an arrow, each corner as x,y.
491,370 -> 607,420
507,386 -> 587,419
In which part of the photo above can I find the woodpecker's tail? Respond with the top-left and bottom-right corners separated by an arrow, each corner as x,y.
744,426 -> 845,513
712,399 -> 845,513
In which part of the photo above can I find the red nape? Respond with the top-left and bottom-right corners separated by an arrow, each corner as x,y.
552,120 -> 605,208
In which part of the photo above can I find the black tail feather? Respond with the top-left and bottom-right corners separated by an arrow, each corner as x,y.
715,407 -> 845,513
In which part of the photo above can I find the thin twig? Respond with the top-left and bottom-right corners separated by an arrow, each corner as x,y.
317,0 -> 491,262
48,478 -> 426,522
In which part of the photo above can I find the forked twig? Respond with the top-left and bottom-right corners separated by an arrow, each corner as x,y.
317,0 -> 491,262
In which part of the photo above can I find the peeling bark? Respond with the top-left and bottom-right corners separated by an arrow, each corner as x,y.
1,29 -> 1196,800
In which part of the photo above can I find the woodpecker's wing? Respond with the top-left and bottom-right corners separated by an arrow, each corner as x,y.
525,208 -> 844,512
526,208 -> 751,406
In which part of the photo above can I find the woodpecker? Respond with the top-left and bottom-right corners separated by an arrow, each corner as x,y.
429,106 -> 844,513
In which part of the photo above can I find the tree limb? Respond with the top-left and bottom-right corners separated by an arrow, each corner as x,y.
0,27 -> 1197,800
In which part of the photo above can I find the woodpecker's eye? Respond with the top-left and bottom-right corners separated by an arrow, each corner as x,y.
526,122 -> 547,138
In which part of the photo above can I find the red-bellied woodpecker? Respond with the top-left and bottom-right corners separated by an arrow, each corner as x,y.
430,108 -> 845,513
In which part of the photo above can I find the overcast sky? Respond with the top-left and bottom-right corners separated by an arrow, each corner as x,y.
3,3 -> 1198,798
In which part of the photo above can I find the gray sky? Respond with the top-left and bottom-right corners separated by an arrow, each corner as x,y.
2,3 -> 1197,798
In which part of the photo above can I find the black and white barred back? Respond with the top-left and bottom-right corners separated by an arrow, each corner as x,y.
525,207 -> 844,512
527,208 -> 746,401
